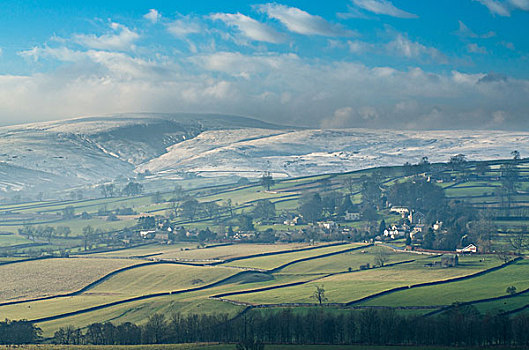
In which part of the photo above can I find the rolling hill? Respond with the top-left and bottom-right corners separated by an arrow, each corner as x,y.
1,113 -> 529,195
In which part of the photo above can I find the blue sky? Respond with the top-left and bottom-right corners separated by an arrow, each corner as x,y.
0,0 -> 528,129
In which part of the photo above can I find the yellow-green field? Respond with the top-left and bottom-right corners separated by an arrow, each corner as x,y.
230,255 -> 498,305
360,259 -> 529,307
1,241 -> 524,339
88,264 -> 240,296
0,257 -> 143,302
222,243 -> 365,270
155,243 -> 316,262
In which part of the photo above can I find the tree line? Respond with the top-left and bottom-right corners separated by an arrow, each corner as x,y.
50,307 -> 529,347
0,320 -> 41,344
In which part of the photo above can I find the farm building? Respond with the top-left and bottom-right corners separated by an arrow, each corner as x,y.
390,207 -> 409,217
456,244 -> 477,253
424,254 -> 459,268
441,254 -> 459,267
344,211 -> 361,221
384,225 -> 408,239
408,210 -> 426,225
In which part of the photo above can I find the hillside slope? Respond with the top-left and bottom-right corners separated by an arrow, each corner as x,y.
1,113 -> 529,194
139,128 -> 529,178
0,113 -> 288,193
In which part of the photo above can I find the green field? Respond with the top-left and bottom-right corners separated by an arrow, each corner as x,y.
278,246 -> 416,274
360,259 -> 529,307
0,238 -> 527,339
1,160 -> 529,341
223,243 -> 365,270
230,255 -> 498,305
88,264 -> 240,296
0,257 -> 143,302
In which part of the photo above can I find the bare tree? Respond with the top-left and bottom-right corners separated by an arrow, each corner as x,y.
311,284 -> 328,305
260,171 -> 275,191
374,247 -> 391,267
509,226 -> 529,255
496,249 -> 513,264
343,177 -> 355,194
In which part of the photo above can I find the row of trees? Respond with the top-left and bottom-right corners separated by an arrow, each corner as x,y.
18,225 -> 71,241
98,181 -> 144,198
297,193 -> 356,223
0,320 -> 41,344
52,308 -> 529,346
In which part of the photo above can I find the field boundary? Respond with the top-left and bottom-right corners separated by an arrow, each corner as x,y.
26,269 -> 260,323
210,258 -> 416,303
0,259 -> 228,307
269,244 -> 373,273
346,257 -> 522,307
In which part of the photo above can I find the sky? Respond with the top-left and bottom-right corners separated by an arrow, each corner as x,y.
0,0 -> 528,129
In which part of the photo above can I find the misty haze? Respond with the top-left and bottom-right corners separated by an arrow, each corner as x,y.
0,1 -> 528,349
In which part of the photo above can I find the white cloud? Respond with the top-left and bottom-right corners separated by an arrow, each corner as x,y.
351,0 -> 418,18
210,13 -> 285,43
191,51 -> 300,79
257,3 -> 355,37
509,0 -> 529,10
475,0 -> 529,16
467,43 -> 488,54
347,40 -> 373,53
475,0 -> 511,16
456,20 -> 495,38
4,48 -> 529,130
166,17 -> 202,37
144,9 -> 161,24
73,23 -> 139,51
386,34 -> 446,63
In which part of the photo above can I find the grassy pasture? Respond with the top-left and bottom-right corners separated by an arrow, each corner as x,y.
0,257 -> 143,302
473,291 -> 529,314
222,243 -> 365,270
0,234 -> 33,246
37,297 -> 244,337
88,264 -> 241,296
0,293 -> 127,322
0,266 -> 304,332
86,243 -> 198,258
155,243 -> 316,262
34,274 -> 315,336
231,256 -> 498,305
360,259 -> 529,307
278,246 -> 418,275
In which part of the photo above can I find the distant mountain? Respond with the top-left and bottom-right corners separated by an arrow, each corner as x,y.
0,113 -> 289,194
1,113 -> 529,195
138,128 -> 529,178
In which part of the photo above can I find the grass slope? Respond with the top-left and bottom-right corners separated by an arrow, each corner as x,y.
0,258 -> 143,302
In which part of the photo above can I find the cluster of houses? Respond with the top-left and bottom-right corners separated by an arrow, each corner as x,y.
383,206 -> 478,254
382,207 -> 427,240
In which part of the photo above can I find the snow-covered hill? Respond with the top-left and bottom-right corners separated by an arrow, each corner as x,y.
1,113 -> 529,195
139,128 -> 529,178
